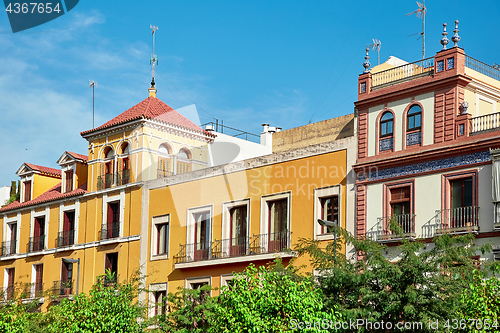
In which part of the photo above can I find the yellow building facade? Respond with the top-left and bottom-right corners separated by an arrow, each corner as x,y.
0,87 -> 356,316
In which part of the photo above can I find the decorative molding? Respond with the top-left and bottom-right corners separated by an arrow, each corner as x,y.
406,131 -> 421,146
358,150 -> 491,182
379,137 -> 393,152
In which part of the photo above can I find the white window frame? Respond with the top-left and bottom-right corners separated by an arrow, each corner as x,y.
313,185 -> 341,240
148,282 -> 167,318
30,207 -> 50,252
3,213 -> 21,255
185,276 -> 211,291
21,175 -> 34,203
221,199 -> 250,255
151,215 -> 170,261
58,200 -> 80,247
186,205 -> 213,257
260,191 -> 291,235
30,263 -> 43,299
220,273 -> 234,289
102,190 -> 125,239
62,164 -> 77,194
3,267 -> 14,301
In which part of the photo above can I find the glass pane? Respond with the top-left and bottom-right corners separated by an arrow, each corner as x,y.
381,112 -> 393,121
408,117 -> 414,129
391,203 -> 402,216
415,114 -> 421,128
408,105 -> 421,115
451,180 -> 462,209
381,123 -> 387,136
387,121 -> 393,134
464,178 -> 473,207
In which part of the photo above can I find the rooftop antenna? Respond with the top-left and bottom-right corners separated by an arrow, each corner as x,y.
407,0 -> 427,59
89,80 -> 97,128
368,39 -> 382,65
150,25 -> 158,88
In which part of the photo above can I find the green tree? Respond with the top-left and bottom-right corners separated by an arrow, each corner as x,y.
296,221 -> 496,332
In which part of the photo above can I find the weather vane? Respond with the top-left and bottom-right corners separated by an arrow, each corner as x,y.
150,25 -> 159,88
407,0 -> 427,59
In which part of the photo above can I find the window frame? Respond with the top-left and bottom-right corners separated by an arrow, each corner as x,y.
148,283 -> 168,318
406,105 -> 422,132
185,276 -> 211,295
3,214 -> 20,256
313,186 -> 341,240
30,209 -> 49,253
151,215 -> 170,260
379,111 -> 394,138
260,192 -> 291,246
221,199 -> 251,257
442,170 -> 478,212
186,205 -> 213,261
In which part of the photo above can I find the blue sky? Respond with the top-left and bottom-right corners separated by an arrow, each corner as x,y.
0,0 -> 499,187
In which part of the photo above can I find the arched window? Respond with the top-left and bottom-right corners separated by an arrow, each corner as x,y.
158,143 -> 172,155
380,112 -> 394,137
407,105 -> 422,131
103,147 -> 114,159
157,143 -> 173,179
118,142 -> 131,185
178,149 -> 191,160
120,142 -> 130,155
176,148 -> 192,175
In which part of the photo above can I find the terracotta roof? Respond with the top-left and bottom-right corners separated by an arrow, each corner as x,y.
67,151 -> 89,162
0,182 -> 87,212
80,96 -> 215,138
25,163 -> 62,177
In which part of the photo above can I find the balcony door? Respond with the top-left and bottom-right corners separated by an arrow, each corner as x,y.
194,212 -> 210,260
229,206 -> 247,256
34,217 -> 45,251
61,261 -> 73,295
389,187 -> 411,234
268,199 -> 287,252
450,177 -> 473,228
107,203 -> 120,239
62,211 -> 75,246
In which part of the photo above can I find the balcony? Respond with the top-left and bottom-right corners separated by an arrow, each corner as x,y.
100,223 -> 120,240
436,206 -> 479,235
27,236 -> 45,253
174,231 -> 293,268
469,112 -> 500,134
97,173 -> 114,190
371,57 -> 434,91
52,279 -> 73,296
1,240 -> 17,257
116,169 -> 130,186
465,55 -> 500,81
368,214 -> 416,242
22,282 -> 44,298
57,230 -> 75,247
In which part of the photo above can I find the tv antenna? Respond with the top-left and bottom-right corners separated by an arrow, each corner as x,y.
368,39 -> 382,65
407,0 -> 427,59
150,25 -> 159,88
89,80 -> 97,128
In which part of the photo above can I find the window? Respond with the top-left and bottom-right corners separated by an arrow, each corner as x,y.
59,211 -> 75,247
407,105 -> 422,131
65,170 -> 74,193
320,196 -> 339,234
186,276 -> 211,291
442,172 -> 478,232
34,264 -> 43,297
380,112 -> 394,137
194,211 -> 210,261
268,199 -> 288,252
176,149 -> 192,174
156,223 -> 169,256
229,206 -> 247,256
24,180 -> 31,202
59,261 -> 73,295
105,253 -> 118,284
390,187 -> 411,216
30,217 -> 45,252
103,202 -> 120,240
451,178 -> 473,209
154,290 -> 167,316
3,222 -> 17,256
151,215 -> 170,259
5,268 -> 15,300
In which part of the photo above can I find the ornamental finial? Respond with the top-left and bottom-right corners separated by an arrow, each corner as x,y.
363,45 -> 371,73
451,20 -> 461,47
440,23 -> 449,50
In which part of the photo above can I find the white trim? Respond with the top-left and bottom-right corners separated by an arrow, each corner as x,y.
260,191 -> 291,235
475,92 -> 497,117
3,213 -> 20,254
30,207 -> 49,251
220,274 -> 234,289
175,251 -> 297,269
313,185 -> 341,241
102,190 -> 125,238
58,200 -> 80,246
185,276 -> 211,290
186,204 -> 214,250
221,198 -> 250,255
148,282 -> 168,318
150,215 -> 170,261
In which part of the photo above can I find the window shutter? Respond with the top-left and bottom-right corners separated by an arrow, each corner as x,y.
8,269 -> 15,286
107,203 -> 114,227
63,212 -> 70,232
61,261 -> 68,281
390,187 -> 411,203
36,265 -> 43,285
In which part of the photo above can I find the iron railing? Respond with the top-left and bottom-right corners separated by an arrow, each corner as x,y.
27,236 -> 45,252
469,112 -> 500,133
372,57 -> 434,90
157,167 -> 172,179
53,279 -> 73,296
374,214 -> 416,242
100,223 -> 120,240
436,206 -> 479,234
117,169 -> 130,186
57,230 -> 75,247
22,282 -> 44,298
1,240 -> 17,256
97,173 -> 114,190
465,55 -> 500,81
174,231 -> 291,264
200,121 -> 260,142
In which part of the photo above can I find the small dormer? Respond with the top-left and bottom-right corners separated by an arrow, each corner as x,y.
57,151 -> 89,194
16,163 -> 62,203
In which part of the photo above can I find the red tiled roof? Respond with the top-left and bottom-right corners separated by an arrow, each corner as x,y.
25,163 -> 62,177
80,96 -> 215,137
67,151 -> 88,162
0,182 -> 87,212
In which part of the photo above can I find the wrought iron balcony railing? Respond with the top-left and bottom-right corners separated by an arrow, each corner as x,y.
371,57 -> 434,90
52,279 -> 73,296
465,55 -> 500,81
97,173 -> 114,190
436,206 -> 479,234
27,236 -> 45,253
174,231 -> 291,264
100,223 -> 120,240
157,167 -> 173,179
57,230 -> 75,247
117,169 -> 130,186
372,214 -> 416,242
1,240 -> 17,256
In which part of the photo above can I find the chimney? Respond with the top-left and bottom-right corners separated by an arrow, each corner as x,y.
205,124 -> 215,132
276,127 -> 282,132
260,123 -> 273,148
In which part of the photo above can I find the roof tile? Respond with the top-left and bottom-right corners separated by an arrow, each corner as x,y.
25,163 -> 62,177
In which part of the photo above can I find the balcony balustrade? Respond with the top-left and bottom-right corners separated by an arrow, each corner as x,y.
469,112 -> 500,134
53,279 -> 73,296
97,173 -> 114,190
370,214 -> 416,242
371,57 -> 434,90
57,230 -> 75,247
436,206 -> 479,234
100,223 -> 120,240
27,236 -> 45,253
0,240 -> 17,256
117,169 -> 130,186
